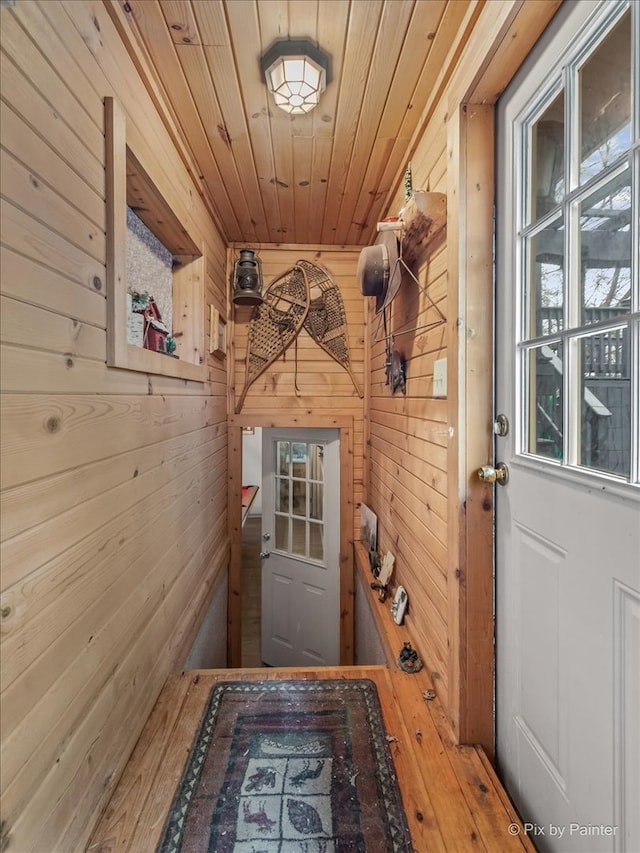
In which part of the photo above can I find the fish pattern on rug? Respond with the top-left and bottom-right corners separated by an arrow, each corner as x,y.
157,679 -> 413,853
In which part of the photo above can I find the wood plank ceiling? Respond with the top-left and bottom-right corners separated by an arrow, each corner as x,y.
115,0 -> 472,247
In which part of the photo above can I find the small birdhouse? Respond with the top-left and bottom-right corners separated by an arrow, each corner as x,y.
142,299 -> 169,353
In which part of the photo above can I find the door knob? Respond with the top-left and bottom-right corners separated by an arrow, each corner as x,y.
260,550 -> 271,559
477,462 -> 509,485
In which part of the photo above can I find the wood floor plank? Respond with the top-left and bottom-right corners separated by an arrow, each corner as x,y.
89,674 -> 219,852
472,747 -> 537,851
374,667 -> 447,852
241,516 -> 264,668
387,667 -> 488,852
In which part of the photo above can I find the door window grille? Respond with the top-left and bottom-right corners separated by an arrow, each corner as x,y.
517,3 -> 638,482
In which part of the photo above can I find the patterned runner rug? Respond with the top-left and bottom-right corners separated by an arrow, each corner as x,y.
158,679 -> 413,852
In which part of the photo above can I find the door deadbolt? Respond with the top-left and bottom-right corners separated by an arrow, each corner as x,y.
477,462 -> 509,485
493,414 -> 509,437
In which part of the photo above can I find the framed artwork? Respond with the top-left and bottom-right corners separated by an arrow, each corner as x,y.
359,503 -> 378,553
209,305 -> 227,358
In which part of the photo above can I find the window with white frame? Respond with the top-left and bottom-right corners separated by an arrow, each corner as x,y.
517,3 -> 638,483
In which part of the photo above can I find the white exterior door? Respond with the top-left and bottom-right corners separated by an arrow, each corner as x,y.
261,428 -> 340,667
496,3 -> 640,851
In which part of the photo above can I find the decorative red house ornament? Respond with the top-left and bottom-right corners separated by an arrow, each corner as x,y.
141,299 -> 169,353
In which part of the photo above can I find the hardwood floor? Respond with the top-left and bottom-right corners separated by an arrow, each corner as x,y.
88,535 -> 535,852
241,515 -> 265,668
88,666 -> 535,853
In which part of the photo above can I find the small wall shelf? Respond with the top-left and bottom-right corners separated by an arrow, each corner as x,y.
355,540 -> 425,675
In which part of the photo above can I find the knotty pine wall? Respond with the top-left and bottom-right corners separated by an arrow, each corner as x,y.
365,238 -> 451,694
366,56 -> 488,741
0,0 -> 562,847
362,0 -> 561,752
0,2 -> 228,851
365,118 -> 452,708
230,245 -> 365,543
228,245 -> 365,665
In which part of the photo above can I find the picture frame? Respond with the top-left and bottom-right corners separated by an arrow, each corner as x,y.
209,305 -> 227,358
359,503 -> 378,554
391,585 -> 408,625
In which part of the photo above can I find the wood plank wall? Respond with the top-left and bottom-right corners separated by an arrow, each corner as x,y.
231,247 -> 365,425
229,245 -> 365,543
365,146 -> 452,706
0,1 -> 563,849
362,0 -> 561,754
228,245 -> 365,666
0,2 -> 228,851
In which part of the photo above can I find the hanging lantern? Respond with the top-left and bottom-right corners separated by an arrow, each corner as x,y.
232,249 -> 263,306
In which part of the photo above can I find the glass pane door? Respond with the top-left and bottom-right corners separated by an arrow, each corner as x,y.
274,440 -> 325,562
517,2 -> 638,483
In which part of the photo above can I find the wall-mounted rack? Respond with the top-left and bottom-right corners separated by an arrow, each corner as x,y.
373,189 -> 448,344
399,190 -> 447,268
371,190 -> 448,396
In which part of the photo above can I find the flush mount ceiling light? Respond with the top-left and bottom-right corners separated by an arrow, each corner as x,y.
260,39 -> 330,115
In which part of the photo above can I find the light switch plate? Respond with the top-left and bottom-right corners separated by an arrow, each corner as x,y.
433,358 -> 447,397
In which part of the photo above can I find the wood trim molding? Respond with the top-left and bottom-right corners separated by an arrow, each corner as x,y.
446,103 -> 496,756
105,96 -> 127,370
227,424 -> 243,667
439,0 -> 561,759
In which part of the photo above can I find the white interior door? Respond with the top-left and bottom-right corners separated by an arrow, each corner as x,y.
261,428 -> 340,667
496,3 -> 640,851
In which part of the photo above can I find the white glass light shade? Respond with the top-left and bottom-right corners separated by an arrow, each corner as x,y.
261,40 -> 329,115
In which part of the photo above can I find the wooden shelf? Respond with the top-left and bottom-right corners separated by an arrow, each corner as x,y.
354,540 -> 426,678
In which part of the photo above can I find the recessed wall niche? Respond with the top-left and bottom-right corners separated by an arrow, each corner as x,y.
105,96 -> 206,381
126,207 -> 173,331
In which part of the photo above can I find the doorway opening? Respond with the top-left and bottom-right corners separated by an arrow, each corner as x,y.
230,421 -> 354,669
260,428 -> 340,667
